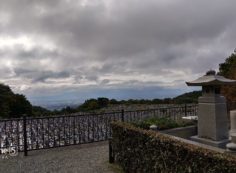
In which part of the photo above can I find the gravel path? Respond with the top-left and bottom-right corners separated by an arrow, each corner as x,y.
0,141 -> 116,173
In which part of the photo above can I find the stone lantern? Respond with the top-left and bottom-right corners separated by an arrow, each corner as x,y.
186,70 -> 236,147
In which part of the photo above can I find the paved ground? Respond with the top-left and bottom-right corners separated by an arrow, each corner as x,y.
0,141 -> 119,173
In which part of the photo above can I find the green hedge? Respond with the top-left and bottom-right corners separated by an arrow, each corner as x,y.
111,122 -> 236,173
132,117 -> 195,130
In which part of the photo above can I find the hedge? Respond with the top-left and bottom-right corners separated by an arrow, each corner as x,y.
111,122 -> 236,173
132,117 -> 195,130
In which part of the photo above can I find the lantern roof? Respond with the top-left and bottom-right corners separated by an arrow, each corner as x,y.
186,70 -> 236,86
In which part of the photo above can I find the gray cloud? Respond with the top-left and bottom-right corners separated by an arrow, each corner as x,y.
13,68 -> 70,83
0,0 -> 236,104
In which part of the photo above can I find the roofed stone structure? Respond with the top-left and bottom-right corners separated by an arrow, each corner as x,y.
186,70 -> 236,86
186,70 -> 236,148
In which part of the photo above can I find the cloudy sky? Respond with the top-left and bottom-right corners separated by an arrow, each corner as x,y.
0,0 -> 236,106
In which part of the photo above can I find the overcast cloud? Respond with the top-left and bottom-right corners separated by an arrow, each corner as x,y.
0,0 -> 236,105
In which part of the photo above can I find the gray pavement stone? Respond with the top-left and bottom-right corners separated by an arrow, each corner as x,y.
0,141 -> 116,173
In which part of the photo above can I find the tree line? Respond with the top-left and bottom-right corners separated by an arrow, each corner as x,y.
0,82 -> 201,118
57,91 -> 201,114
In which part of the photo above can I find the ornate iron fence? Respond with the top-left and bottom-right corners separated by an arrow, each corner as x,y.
0,104 -> 198,156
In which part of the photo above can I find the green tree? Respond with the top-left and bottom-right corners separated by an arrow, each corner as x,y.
173,91 -> 201,104
9,94 -> 32,118
219,53 -> 236,103
78,99 -> 99,111
0,84 -> 14,118
85,100 -> 99,110
110,99 -> 118,104
97,97 -> 109,108
0,101 -> 10,118
0,83 -> 35,118
219,53 -> 236,77
32,106 -> 51,116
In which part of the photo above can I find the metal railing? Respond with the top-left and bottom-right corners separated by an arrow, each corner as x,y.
0,104 -> 198,156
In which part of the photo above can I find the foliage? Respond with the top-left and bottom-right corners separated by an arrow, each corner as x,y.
32,106 -> 52,117
110,99 -> 119,104
0,82 -> 201,117
0,84 -> 13,118
66,91 -> 201,113
8,94 -> 32,118
97,97 -> 109,107
75,91 -> 201,112
111,122 -> 236,173
219,53 -> 236,104
173,91 -> 201,104
0,83 -> 52,118
0,82 -> 200,117
77,98 -> 106,111
219,53 -> 236,77
0,84 -> 32,118
80,97 -> 111,111
132,117 -> 194,130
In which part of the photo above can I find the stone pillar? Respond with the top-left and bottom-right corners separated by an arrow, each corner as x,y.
226,110 -> 236,152
150,124 -> 158,131
191,95 -> 229,148
229,110 -> 236,135
197,96 -> 228,141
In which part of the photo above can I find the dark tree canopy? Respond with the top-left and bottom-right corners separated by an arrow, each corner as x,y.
219,53 -> 236,103
219,53 -> 236,78
8,94 -> 32,118
0,83 -> 33,118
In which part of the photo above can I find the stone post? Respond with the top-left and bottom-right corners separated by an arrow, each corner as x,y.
150,124 -> 158,131
226,110 -> 236,152
229,110 -> 236,135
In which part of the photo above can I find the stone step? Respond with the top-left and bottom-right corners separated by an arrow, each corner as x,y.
231,133 -> 236,143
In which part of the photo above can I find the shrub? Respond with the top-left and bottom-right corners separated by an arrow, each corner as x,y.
111,122 -> 236,173
132,117 -> 194,130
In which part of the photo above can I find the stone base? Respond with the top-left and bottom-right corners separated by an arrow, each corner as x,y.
191,136 -> 229,148
226,142 -> 236,153
197,96 -> 229,141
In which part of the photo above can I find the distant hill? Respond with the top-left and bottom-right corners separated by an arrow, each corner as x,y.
62,91 -> 202,113
0,82 -> 202,118
173,91 -> 201,104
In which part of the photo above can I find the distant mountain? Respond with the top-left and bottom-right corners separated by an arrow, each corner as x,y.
0,82 -> 202,118
173,91 -> 201,104
40,103 -> 80,111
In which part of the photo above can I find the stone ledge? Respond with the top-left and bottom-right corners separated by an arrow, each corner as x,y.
191,135 -> 229,148
161,125 -> 197,139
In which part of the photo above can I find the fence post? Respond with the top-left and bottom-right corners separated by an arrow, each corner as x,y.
121,109 -> 124,122
184,104 -> 187,116
109,137 -> 114,163
23,115 -> 28,156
